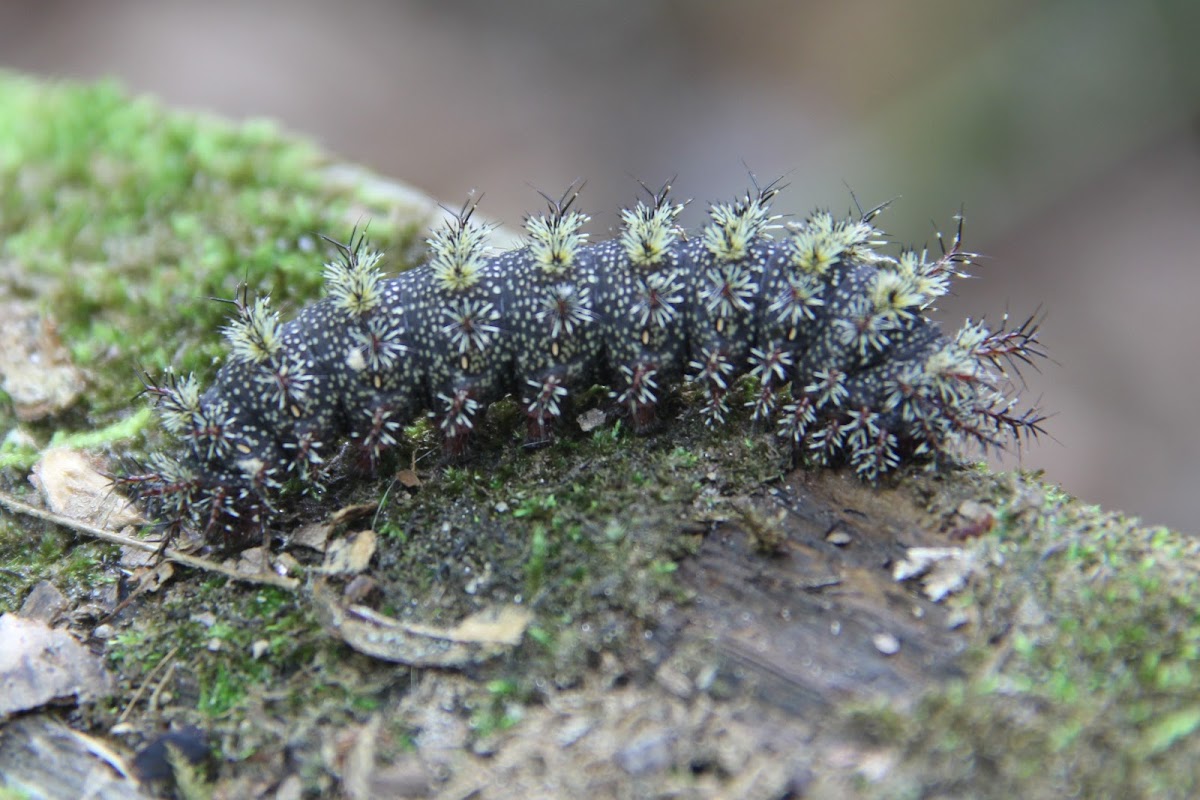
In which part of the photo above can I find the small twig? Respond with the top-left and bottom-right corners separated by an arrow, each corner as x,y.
116,644 -> 180,724
146,659 -> 178,714
0,489 -> 299,590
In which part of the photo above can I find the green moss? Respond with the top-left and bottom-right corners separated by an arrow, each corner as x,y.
847,477 -> 1200,799
0,520 -> 117,613
362,412 -> 777,697
104,576 -> 387,762
0,72 -> 418,433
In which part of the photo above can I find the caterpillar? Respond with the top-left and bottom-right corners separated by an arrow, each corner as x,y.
117,178 -> 1045,546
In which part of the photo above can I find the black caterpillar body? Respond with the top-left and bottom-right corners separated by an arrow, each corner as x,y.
121,180 -> 1045,544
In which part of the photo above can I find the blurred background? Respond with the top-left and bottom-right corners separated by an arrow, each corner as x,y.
1,0 -> 1197,530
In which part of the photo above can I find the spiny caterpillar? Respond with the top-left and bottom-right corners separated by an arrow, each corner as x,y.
118,178 -> 1045,546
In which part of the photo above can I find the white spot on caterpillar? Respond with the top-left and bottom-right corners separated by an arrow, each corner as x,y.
236,456 -> 265,476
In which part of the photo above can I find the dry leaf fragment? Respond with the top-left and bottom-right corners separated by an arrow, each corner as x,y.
330,502 -> 379,527
0,298 -> 86,421
313,585 -> 531,667
0,715 -> 149,800
19,581 -> 67,624
134,560 -> 175,595
31,448 -> 142,531
321,529 -> 377,575
291,520 -> 333,552
0,613 -> 114,719
892,546 -> 981,602
577,407 -> 606,433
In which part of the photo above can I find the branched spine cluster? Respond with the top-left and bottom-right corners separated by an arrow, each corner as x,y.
429,199 -> 491,292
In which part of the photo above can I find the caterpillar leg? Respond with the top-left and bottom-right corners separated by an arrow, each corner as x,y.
436,386 -> 481,460
612,361 -> 662,434
349,403 -> 404,474
522,373 -> 569,449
